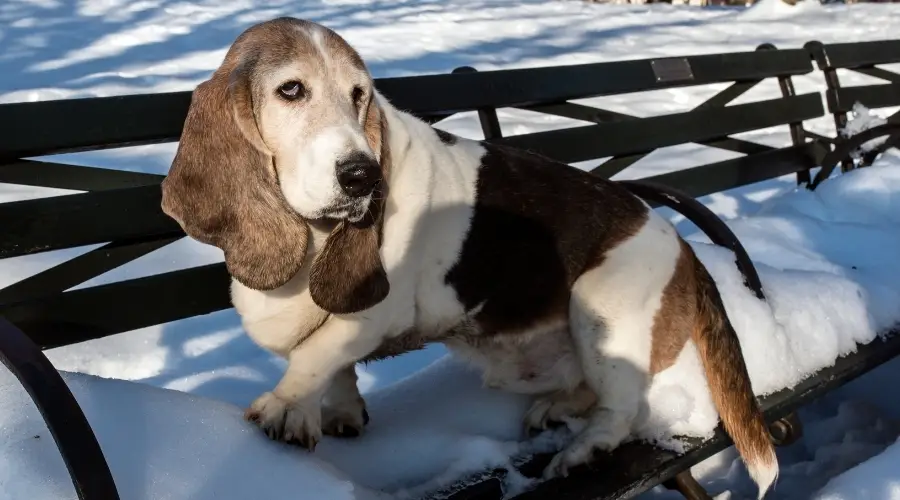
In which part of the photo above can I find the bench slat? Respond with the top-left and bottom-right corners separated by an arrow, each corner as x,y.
0,185 -> 180,259
0,160 -> 164,191
643,143 -> 818,196
379,49 -> 813,116
0,92 -> 193,161
494,94 -> 823,162
817,40 -> 900,69
0,264 -> 230,350
0,237 -> 181,305
829,84 -> 900,113
0,50 -> 813,159
519,102 -> 777,156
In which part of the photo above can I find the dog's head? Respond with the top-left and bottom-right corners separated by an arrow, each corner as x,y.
161,17 -> 390,314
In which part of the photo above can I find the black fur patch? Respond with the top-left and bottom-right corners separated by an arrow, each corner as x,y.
444,143 -> 648,334
433,128 -> 458,145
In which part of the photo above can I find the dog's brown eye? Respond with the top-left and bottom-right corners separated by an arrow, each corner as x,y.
351,86 -> 365,106
277,81 -> 305,101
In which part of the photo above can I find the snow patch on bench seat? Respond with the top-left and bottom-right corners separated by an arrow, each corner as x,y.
640,160 -> 900,448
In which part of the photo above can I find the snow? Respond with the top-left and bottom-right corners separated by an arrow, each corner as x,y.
812,438 -> 900,500
0,371 -> 374,500
632,163 -> 900,452
840,102 -> 892,160
737,0 -> 827,21
2,0 -> 900,499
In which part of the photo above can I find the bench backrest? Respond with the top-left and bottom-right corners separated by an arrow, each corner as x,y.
804,39 -> 900,172
806,39 -> 900,119
0,44 -> 825,349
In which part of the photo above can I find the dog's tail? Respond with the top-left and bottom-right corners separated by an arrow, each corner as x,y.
689,251 -> 778,499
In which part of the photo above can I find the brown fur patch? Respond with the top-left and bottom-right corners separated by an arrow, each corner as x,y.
649,238 -> 696,375
308,100 -> 392,314
364,328 -> 428,362
445,143 -> 651,338
309,217 -> 389,314
160,29 -> 311,291
321,27 -> 367,72
689,247 -> 777,478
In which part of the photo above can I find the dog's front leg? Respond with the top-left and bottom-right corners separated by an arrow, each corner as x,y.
245,315 -> 383,450
321,365 -> 369,438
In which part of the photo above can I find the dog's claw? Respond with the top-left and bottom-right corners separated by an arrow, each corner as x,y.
246,391 -> 322,450
321,400 -> 367,439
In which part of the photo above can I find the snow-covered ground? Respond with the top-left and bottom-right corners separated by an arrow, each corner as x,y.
2,0 -> 900,499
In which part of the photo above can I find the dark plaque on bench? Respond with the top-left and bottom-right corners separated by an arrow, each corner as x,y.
651,58 -> 694,83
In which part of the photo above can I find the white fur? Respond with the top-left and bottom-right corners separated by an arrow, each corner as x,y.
280,124 -> 373,220
255,45 -> 374,221
231,226 -> 331,356
545,207 -> 681,477
751,459 -> 779,500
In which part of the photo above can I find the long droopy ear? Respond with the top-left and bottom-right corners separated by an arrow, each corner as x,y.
161,61 -> 310,290
308,96 -> 391,314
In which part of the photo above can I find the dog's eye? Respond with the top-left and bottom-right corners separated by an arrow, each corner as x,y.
277,81 -> 305,101
351,86 -> 365,106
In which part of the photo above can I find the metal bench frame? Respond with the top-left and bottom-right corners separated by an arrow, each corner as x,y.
805,39 -> 900,182
2,40 -> 900,500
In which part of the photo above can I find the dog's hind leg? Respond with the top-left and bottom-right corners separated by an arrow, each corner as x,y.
544,211 -> 682,479
524,383 -> 597,435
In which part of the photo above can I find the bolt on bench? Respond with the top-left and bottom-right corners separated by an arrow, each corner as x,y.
1,40 -> 899,500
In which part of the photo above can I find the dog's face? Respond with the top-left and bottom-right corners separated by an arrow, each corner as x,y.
248,22 -> 383,222
161,17 -> 390,314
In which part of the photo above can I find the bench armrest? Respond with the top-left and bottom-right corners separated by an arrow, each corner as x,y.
0,317 -> 120,500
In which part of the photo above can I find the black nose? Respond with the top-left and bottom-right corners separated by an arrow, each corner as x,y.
336,156 -> 381,198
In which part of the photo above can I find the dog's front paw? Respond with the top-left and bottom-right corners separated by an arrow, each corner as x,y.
542,424 -> 623,479
322,396 -> 369,438
245,391 -> 322,451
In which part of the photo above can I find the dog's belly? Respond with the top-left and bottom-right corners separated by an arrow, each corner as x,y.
444,319 -> 584,395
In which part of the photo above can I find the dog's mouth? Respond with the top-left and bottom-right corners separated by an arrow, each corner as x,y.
318,195 -> 372,224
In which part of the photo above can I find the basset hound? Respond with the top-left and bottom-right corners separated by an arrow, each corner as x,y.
160,17 -> 778,497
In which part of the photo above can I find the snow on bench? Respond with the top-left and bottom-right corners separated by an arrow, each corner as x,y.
2,157 -> 899,500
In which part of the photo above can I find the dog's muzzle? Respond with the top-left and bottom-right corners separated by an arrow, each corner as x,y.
336,154 -> 381,198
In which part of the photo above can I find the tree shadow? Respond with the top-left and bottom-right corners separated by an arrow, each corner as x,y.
0,0 -> 722,102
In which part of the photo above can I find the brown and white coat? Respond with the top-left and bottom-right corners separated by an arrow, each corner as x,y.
161,17 -> 778,498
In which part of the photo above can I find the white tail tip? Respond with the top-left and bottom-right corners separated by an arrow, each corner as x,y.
748,454 -> 779,499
